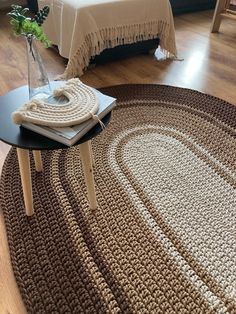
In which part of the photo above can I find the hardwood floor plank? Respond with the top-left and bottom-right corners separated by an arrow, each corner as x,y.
0,8 -> 235,313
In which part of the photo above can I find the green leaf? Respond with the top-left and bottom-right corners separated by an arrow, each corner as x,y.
7,5 -> 51,48
33,6 -> 50,26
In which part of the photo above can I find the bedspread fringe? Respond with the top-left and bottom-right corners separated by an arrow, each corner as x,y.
58,20 -> 177,79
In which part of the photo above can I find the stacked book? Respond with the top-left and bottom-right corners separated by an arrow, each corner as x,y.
20,87 -> 116,146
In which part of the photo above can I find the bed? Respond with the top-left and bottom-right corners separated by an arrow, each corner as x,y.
38,0 -> 177,79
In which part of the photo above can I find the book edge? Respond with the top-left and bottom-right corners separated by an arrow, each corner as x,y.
21,99 -> 116,146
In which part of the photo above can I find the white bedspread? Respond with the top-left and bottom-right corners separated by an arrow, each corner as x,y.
39,0 -> 177,78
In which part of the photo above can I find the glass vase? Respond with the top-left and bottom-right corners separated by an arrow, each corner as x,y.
26,37 -> 52,100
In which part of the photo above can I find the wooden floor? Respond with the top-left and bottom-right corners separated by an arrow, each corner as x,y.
0,8 -> 236,314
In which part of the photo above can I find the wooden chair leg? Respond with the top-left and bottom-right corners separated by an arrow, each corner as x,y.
16,148 -> 34,216
33,150 -> 43,172
211,0 -> 228,32
79,141 -> 97,210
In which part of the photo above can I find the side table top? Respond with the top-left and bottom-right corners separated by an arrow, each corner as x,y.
0,82 -> 111,150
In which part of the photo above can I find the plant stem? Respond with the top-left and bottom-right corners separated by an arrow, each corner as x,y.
27,36 -> 35,61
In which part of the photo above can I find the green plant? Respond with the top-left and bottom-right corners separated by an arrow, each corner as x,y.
7,5 -> 51,48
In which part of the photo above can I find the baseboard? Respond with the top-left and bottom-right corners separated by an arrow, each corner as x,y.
0,0 -> 26,9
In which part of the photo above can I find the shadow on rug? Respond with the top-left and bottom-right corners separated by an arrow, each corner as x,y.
1,84 -> 236,313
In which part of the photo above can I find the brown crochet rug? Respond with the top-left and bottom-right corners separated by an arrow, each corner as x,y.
1,85 -> 236,314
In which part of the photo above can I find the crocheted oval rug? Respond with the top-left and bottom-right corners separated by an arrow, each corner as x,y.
1,85 -> 236,314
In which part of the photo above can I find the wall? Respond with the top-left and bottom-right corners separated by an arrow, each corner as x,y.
170,0 -> 216,15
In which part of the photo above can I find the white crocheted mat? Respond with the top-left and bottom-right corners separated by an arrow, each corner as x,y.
12,79 -> 99,127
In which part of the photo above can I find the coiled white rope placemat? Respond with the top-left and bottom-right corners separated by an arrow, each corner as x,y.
12,78 -> 100,127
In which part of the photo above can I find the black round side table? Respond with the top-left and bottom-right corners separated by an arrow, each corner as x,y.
0,82 -> 111,216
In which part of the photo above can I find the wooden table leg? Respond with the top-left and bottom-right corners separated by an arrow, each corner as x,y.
16,148 -> 34,216
33,150 -> 43,172
88,141 -> 95,168
79,140 -> 97,210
